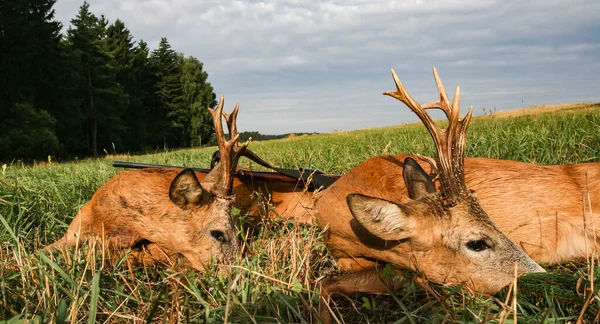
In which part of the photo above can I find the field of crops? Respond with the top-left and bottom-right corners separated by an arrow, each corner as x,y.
1,103 -> 600,323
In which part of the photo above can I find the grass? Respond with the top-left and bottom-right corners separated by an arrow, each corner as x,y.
1,102 -> 600,323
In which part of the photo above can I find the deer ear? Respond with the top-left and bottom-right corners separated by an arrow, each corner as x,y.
169,169 -> 203,209
403,157 -> 435,200
347,193 -> 416,241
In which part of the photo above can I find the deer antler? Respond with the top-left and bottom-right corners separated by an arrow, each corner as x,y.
207,95 -> 249,197
383,67 -> 473,199
221,104 -> 239,138
221,101 -> 250,179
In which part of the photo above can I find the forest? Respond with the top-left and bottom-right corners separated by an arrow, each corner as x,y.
0,0 -> 218,162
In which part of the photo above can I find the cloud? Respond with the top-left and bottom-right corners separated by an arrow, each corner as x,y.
53,0 -> 600,133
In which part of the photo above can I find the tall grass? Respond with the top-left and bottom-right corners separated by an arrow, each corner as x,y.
1,103 -> 599,322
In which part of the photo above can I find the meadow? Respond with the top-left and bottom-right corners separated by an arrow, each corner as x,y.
1,103 -> 600,323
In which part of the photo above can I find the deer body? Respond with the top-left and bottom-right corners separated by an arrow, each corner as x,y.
247,178 -> 314,223
317,155 -> 600,271
464,157 -> 600,263
48,169 -> 243,268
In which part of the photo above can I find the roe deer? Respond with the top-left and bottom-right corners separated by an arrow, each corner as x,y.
47,96 -> 251,271
338,154 -> 600,268
314,68 -> 545,321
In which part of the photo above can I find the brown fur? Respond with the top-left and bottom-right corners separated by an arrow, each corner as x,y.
320,154 -> 600,267
46,167 -> 313,271
465,157 -> 600,263
315,154 -> 551,323
253,181 -> 314,222
314,153 -> 600,322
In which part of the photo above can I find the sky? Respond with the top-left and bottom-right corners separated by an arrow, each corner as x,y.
53,0 -> 600,134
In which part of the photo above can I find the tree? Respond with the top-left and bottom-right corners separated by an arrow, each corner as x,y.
0,103 -> 59,160
105,19 -> 149,151
0,0 -> 62,106
150,38 -> 185,148
132,40 -> 159,151
0,0 -> 217,160
67,2 -> 127,156
181,56 -> 217,147
0,0 -> 66,160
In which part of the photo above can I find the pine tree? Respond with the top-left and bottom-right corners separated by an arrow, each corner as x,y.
0,0 -> 65,160
133,40 -> 159,151
0,0 -> 217,160
150,38 -> 186,148
105,19 -> 151,151
67,2 -> 127,156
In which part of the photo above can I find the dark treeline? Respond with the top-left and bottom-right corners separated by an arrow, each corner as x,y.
0,0 -> 217,162
238,131 -> 320,142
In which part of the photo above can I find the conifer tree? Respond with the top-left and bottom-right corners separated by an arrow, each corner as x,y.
0,0 -> 64,160
105,19 -> 149,151
67,2 -> 127,156
0,0 -> 218,160
150,38 -> 186,148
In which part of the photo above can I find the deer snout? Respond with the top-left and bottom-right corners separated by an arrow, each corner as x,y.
518,255 -> 546,274
206,225 -> 239,261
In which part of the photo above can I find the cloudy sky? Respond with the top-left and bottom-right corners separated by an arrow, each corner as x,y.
54,0 -> 600,134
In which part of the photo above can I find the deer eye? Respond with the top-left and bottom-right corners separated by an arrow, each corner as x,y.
210,230 -> 226,243
466,239 -> 490,252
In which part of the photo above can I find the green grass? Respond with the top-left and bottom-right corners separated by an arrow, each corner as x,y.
1,103 -> 600,323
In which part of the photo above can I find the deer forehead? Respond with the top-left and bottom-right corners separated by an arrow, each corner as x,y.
416,201 -> 499,246
443,196 -> 495,224
204,196 -> 236,217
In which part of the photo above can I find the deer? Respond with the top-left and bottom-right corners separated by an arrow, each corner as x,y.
374,154 -> 600,266
314,68 -> 545,321
45,95 -> 293,271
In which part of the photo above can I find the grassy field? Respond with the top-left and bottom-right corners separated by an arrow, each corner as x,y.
1,102 -> 600,323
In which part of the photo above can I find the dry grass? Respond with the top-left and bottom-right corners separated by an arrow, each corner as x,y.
102,154 -> 132,160
478,102 -> 599,119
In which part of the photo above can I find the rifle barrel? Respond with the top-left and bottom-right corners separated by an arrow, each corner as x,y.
112,161 -> 212,173
112,160 -> 342,189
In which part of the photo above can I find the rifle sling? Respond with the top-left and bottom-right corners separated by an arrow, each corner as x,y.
211,150 -> 338,190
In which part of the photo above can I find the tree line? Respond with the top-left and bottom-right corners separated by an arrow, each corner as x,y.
0,0 -> 217,161
237,131 -> 320,142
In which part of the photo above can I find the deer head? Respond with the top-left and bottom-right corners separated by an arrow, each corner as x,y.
346,68 -> 544,294
168,95 -> 248,271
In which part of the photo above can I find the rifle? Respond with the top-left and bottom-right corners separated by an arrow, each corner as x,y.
112,151 -> 340,190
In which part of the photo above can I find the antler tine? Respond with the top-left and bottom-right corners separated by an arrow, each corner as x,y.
206,95 -> 248,197
421,67 -> 456,121
222,103 -> 239,139
221,102 -> 249,154
383,69 -> 445,144
452,85 -> 461,118
385,68 -> 473,200
208,95 -> 226,152
455,104 -> 474,163
383,69 -> 429,121
416,154 -> 439,179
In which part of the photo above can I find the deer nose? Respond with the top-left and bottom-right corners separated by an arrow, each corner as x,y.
529,263 -> 546,273
519,256 -> 546,274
